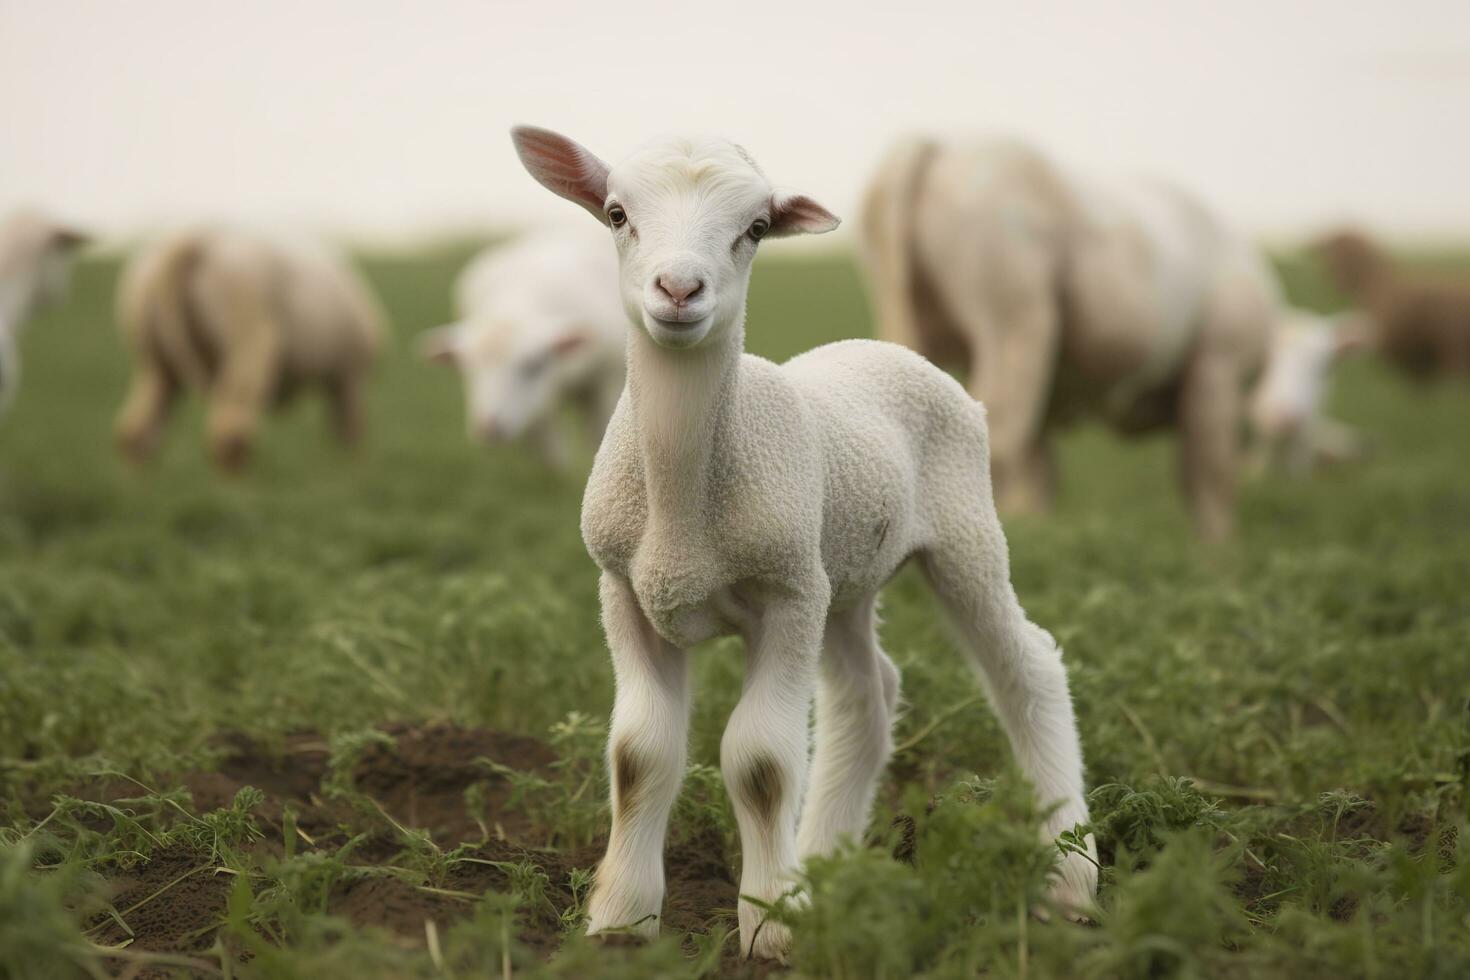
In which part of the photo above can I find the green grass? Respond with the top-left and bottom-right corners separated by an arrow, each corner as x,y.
1,246 -> 1467,978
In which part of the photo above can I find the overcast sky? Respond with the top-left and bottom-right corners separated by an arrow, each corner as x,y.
4,1 -> 1468,243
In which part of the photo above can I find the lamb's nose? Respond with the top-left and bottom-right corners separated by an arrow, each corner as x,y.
657,274 -> 704,304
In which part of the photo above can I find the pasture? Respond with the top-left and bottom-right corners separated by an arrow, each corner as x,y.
1,247 -> 1467,978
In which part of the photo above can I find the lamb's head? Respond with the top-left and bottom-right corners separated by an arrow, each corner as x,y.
512,127 -> 838,350
422,318 -> 592,443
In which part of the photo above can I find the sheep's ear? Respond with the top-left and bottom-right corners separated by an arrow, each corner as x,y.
50,226 -> 89,251
1332,312 -> 1376,355
511,126 -> 611,223
767,191 -> 840,238
419,324 -> 462,366
550,330 -> 591,356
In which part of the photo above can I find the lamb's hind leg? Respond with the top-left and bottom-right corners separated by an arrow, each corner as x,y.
796,595 -> 900,860
920,535 -> 1097,916
586,573 -> 690,940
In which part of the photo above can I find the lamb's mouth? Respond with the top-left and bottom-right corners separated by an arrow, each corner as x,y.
646,312 -> 709,330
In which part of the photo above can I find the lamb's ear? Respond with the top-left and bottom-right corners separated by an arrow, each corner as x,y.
419,324 -> 462,366
767,190 -> 840,238
1333,312 -> 1376,355
511,126 -> 611,223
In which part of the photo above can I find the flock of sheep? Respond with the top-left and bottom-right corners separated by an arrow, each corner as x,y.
2,127 -> 1467,962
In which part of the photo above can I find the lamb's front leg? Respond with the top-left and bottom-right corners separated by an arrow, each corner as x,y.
722,586 -> 827,961
586,573 -> 690,939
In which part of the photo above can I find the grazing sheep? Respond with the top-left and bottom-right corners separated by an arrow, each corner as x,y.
421,229 -> 625,468
512,126 -> 1097,960
859,136 -> 1278,541
114,227 -> 384,471
1314,230 -> 1470,381
1248,310 -> 1369,476
0,210 -> 88,417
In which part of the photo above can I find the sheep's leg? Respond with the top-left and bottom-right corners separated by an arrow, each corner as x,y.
1243,421 -> 1274,480
1308,416 -> 1364,466
724,588 -> 827,961
325,371 -> 366,449
965,295 -> 1060,516
114,363 -> 179,464
795,595 -> 900,859
1178,351 -> 1242,541
920,540 -> 1097,917
586,573 -> 690,940
206,330 -> 277,473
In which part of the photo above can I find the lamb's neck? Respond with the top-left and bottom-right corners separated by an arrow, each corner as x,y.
626,322 -> 743,528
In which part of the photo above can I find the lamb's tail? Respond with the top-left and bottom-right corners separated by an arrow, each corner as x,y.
127,234 -> 212,391
856,135 -> 939,352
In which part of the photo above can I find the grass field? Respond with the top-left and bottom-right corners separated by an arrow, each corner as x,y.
1,246 -> 1467,979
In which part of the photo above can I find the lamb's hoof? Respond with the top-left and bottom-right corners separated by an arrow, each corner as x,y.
586,909 -> 660,944
744,919 -> 792,963
1034,889 -> 1097,925
1039,848 -> 1098,923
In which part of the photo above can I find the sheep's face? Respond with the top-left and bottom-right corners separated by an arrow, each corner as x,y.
1,214 -> 88,318
1254,311 -> 1371,429
512,128 -> 838,351
1312,231 -> 1382,294
422,319 -> 592,443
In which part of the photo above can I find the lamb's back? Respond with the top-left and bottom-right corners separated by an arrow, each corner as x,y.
781,339 -> 990,590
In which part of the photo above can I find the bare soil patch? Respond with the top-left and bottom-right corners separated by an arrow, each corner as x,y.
60,722 -> 745,976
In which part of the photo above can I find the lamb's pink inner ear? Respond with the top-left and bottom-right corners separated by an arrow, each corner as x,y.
767,191 -> 841,238
419,326 -> 460,366
551,331 -> 590,356
510,126 -> 611,222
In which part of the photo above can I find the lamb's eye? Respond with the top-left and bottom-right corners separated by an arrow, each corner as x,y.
607,206 -> 627,228
749,218 -> 770,241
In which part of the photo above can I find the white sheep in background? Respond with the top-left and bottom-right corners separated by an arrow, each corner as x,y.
114,227 -> 384,471
421,229 -> 625,468
0,210 -> 89,418
1249,309 -> 1370,476
512,126 -> 1096,961
860,136 -> 1281,541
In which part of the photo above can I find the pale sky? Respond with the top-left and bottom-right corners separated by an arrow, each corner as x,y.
4,0 -> 1469,244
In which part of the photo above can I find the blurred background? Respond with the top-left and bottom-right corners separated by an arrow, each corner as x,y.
3,3 -> 1469,978
5,0 -> 1470,242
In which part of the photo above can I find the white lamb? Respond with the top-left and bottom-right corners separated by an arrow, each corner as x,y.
511,126 -> 1097,961
0,210 -> 88,418
421,229 -> 625,468
1249,309 -> 1369,475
